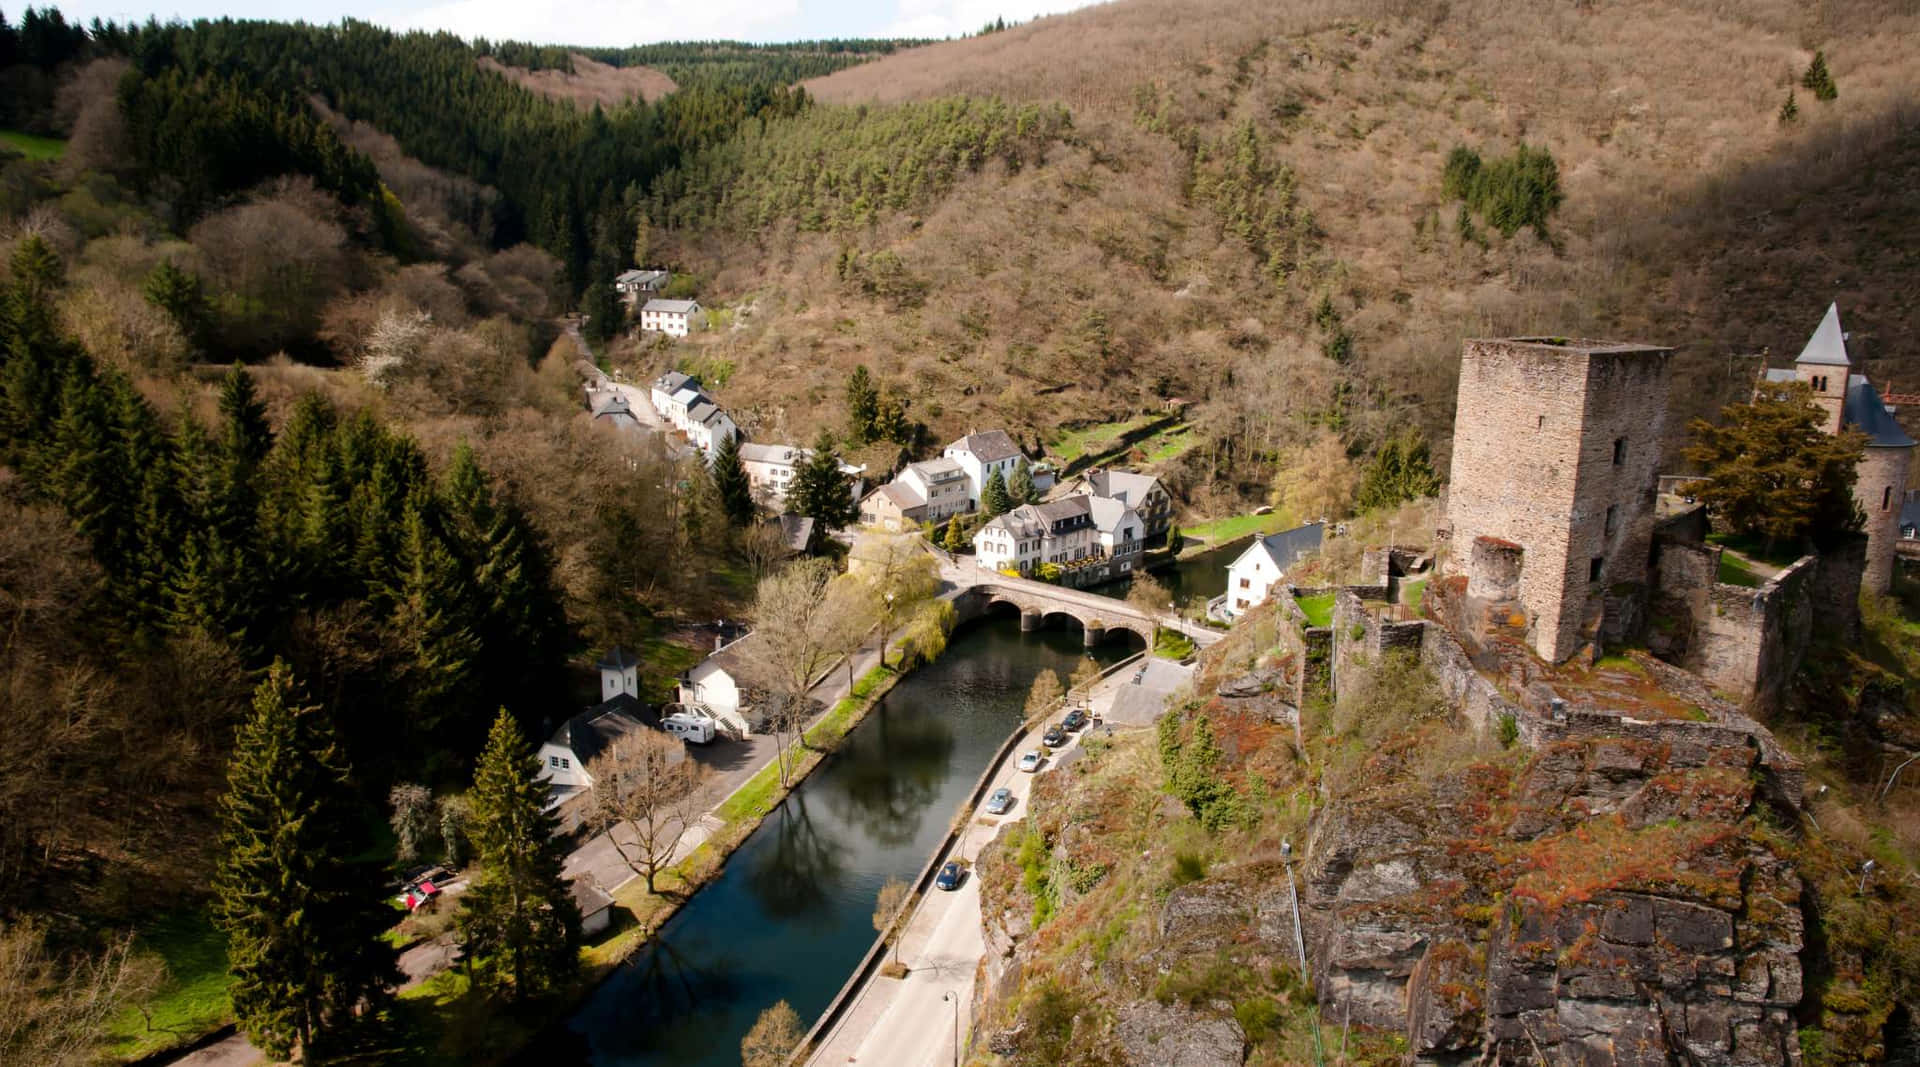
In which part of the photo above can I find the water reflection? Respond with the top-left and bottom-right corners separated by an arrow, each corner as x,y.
748,791 -> 845,919
555,616 -> 1122,1067
826,701 -> 956,847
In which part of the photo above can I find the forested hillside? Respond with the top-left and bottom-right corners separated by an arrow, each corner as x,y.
0,10 -> 762,1061
611,0 -> 1920,517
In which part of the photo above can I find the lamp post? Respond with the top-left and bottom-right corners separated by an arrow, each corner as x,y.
1281,840 -> 1326,1067
942,990 -> 960,1067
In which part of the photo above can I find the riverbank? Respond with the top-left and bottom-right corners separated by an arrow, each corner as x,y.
396,640 -> 926,1065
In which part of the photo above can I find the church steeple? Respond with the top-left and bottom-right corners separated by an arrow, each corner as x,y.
1793,302 -> 1850,433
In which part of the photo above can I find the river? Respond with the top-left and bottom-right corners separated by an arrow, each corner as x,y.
542,613 -> 1130,1067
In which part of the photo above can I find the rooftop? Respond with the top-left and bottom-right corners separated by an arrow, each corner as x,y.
946,429 -> 1022,464
597,647 -> 638,672
549,697 -> 650,766
643,298 -> 701,314
1480,336 -> 1671,356
739,442 -> 805,465
1795,303 -> 1851,367
908,457 -> 965,481
653,370 -> 694,393
1845,375 -> 1916,449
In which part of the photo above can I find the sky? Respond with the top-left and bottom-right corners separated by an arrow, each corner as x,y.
37,0 -> 1108,47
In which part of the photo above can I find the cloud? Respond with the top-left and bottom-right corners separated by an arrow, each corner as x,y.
881,0 -> 1105,40
387,0 -> 802,48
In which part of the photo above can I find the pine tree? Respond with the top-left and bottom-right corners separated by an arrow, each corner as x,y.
710,432 -> 755,526
787,430 -> 857,531
215,662 -> 397,1060
982,470 -> 1012,516
845,364 -> 879,444
1778,89 -> 1800,125
941,515 -> 966,552
1356,434 -> 1442,513
460,709 -> 581,1001
143,260 -> 213,352
1802,51 -> 1837,101
382,490 -> 482,751
1008,459 -> 1037,505
217,362 -> 272,469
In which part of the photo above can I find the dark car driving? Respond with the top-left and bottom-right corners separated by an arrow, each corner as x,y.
1062,708 -> 1088,731
1042,725 -> 1067,748
935,860 -> 965,891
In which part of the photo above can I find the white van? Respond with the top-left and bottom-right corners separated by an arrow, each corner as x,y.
662,713 -> 716,744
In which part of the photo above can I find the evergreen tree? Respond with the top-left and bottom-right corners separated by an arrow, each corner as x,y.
143,260 -> 213,352
215,661 -> 397,1060
217,363 -> 273,469
381,490 -> 482,756
460,709 -> 581,1001
709,433 -> 755,526
981,469 -> 1012,516
1008,458 -> 1037,505
1356,434 -> 1442,513
941,515 -> 966,552
1778,89 -> 1800,125
1802,50 -> 1837,101
1683,380 -> 1866,552
845,364 -> 879,444
582,277 -> 624,345
787,430 -> 857,532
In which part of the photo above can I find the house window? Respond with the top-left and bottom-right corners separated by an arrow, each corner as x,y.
1612,438 -> 1626,465
1589,557 -> 1603,582
549,756 -> 560,768
1604,505 -> 1619,536
1885,486 -> 1894,512
1537,415 -> 1545,429
1239,577 -> 1251,589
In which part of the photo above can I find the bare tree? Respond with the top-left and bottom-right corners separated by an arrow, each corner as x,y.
388,783 -> 436,865
585,730 -> 708,895
873,877 -> 911,968
740,999 -> 804,1067
856,535 -> 942,668
823,574 -> 880,692
749,558 -> 839,788
0,921 -> 160,1067
740,518 -> 789,583
1024,669 -> 1064,723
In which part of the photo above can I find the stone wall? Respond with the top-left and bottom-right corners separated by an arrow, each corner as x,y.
1444,338 -> 1673,663
1280,585 -> 1334,707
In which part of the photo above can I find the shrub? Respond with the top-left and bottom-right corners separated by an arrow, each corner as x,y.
1234,997 -> 1285,1044
1496,713 -> 1519,748
1171,850 -> 1208,885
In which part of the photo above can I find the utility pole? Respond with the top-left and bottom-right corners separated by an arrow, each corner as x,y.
942,990 -> 961,1067
1282,840 -> 1327,1067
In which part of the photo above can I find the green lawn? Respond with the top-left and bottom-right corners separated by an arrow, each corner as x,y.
1717,552 -> 1764,588
1153,628 -> 1196,660
0,129 -> 65,160
107,910 -> 231,1060
1705,531 -> 1804,568
1181,509 -> 1296,546
1142,426 -> 1196,463
1401,579 -> 1428,614
1294,593 -> 1336,628
1050,415 -> 1157,464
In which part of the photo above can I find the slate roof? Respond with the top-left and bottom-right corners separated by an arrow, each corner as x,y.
1796,303 -> 1852,367
687,400 -> 719,425
1086,495 -> 1138,535
1033,496 -> 1092,524
652,370 -> 694,394
1084,469 -> 1163,508
549,697 -> 649,766
1238,522 -> 1325,572
983,504 -> 1048,539
1844,375 -> 1915,449
778,514 -> 815,552
642,298 -> 701,315
947,429 -> 1022,464
569,877 -> 615,918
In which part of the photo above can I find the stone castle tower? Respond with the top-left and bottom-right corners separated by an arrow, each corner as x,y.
1761,303 -> 1914,594
1444,337 -> 1674,664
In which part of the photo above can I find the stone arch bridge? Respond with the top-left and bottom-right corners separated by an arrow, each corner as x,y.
948,571 -> 1224,651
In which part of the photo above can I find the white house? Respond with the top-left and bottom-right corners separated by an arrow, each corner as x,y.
649,371 -> 695,419
598,647 -> 639,702
684,400 -> 737,454
1087,496 -> 1144,568
678,633 -> 818,737
1223,522 -> 1326,619
665,385 -> 704,431
897,458 -> 970,522
944,430 -> 1025,510
741,443 -> 867,508
639,298 -> 702,338
974,496 -> 1109,573
1057,468 -> 1174,544
536,704 -> 647,812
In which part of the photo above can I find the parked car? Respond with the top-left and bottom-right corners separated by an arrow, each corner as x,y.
935,860 -> 965,891
1062,708 -> 1088,731
985,787 -> 1015,815
1017,750 -> 1043,773
1042,725 -> 1067,748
